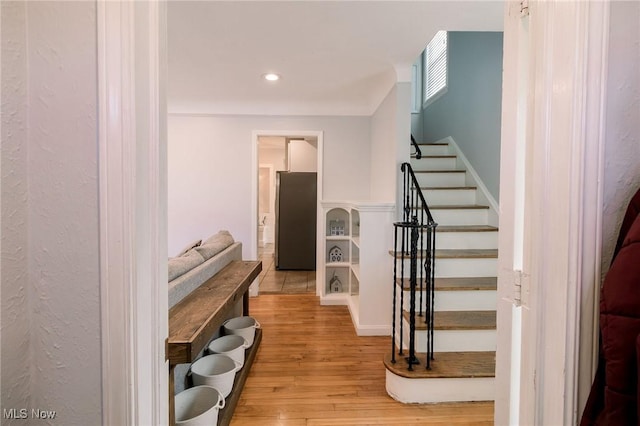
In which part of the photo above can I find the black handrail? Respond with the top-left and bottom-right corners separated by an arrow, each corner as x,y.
391,161 -> 437,370
411,134 -> 422,160
401,162 -> 434,223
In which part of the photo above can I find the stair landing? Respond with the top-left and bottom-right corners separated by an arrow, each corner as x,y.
385,350 -> 496,403
384,351 -> 495,379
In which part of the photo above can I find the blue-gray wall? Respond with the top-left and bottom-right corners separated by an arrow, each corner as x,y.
421,31 -> 503,201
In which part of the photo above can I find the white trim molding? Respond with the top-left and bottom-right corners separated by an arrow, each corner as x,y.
495,0 -> 609,425
98,1 -> 168,425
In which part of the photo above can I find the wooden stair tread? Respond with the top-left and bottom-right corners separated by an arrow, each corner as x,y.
436,249 -> 497,258
418,186 -> 477,190
429,204 -> 489,210
384,351 -> 495,379
397,277 -> 498,291
403,310 -> 496,330
168,260 -> 262,365
416,143 -> 449,146
413,169 -> 465,173
391,249 -> 498,259
436,225 -> 498,232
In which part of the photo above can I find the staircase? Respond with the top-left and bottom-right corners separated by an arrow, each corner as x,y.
384,139 -> 498,404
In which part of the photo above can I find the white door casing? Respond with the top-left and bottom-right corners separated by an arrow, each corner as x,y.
495,1 -> 608,425
97,1 -> 168,425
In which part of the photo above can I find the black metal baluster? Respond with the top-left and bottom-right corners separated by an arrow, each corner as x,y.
396,161 -> 437,372
430,224 -> 436,362
407,217 -> 420,370
398,223 -> 406,357
419,210 -> 424,318
391,225 -> 398,364
424,225 -> 433,370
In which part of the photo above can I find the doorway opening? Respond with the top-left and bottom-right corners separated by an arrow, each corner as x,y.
252,131 -> 323,296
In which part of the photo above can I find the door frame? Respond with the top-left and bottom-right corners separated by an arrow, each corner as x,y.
251,130 -> 324,295
495,1 -> 609,424
97,1 -> 168,424
96,0 -> 612,423
258,163 -> 275,246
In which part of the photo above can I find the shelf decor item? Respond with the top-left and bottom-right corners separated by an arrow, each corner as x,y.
329,219 -> 345,236
329,271 -> 343,293
328,245 -> 343,263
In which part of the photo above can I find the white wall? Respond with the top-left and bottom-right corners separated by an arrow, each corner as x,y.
1,2 -> 102,425
288,139 -> 317,172
1,1 -> 32,418
370,82 -> 411,213
601,0 -> 640,271
28,3 -> 102,423
168,115 -> 371,257
371,85 -> 398,202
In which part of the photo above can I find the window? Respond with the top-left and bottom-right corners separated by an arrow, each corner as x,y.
423,31 -> 448,106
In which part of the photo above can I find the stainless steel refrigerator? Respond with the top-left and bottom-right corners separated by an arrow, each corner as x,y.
275,171 -> 317,270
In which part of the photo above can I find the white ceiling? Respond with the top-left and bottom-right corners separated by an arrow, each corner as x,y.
167,1 -> 504,116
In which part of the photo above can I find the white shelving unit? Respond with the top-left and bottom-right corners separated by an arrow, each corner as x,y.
319,201 -> 395,335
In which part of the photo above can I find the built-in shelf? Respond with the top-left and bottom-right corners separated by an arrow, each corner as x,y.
351,263 -> 360,281
326,261 -> 350,267
320,201 -> 395,335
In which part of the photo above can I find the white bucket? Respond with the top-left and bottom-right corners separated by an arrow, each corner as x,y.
207,335 -> 250,368
175,385 -> 225,426
190,354 -> 242,398
222,316 -> 261,346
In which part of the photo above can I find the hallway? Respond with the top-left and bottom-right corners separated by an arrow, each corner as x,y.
258,244 -> 316,294
230,294 -> 493,425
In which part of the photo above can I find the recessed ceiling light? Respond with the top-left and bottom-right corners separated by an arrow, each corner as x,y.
263,73 -> 280,82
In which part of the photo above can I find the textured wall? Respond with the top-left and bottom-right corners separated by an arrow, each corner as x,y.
601,0 -> 640,272
26,2 -> 102,424
168,114 -> 371,256
1,2 -> 32,421
422,32 -> 504,201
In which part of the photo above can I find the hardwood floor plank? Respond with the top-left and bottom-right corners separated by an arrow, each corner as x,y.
230,294 -> 493,425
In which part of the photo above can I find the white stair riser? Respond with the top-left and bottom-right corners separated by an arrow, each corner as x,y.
386,371 -> 494,403
400,327 -> 497,352
435,231 -> 498,249
411,157 -> 457,171
396,257 -> 498,278
421,189 -> 477,205
402,290 -> 497,312
412,144 -> 451,157
431,209 -> 488,226
415,172 -> 466,187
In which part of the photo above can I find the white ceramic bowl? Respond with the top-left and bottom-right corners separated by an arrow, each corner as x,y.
175,385 -> 225,426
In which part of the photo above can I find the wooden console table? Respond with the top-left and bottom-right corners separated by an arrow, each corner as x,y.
168,260 -> 262,425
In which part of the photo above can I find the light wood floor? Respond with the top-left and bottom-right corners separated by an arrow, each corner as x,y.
230,294 -> 493,425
